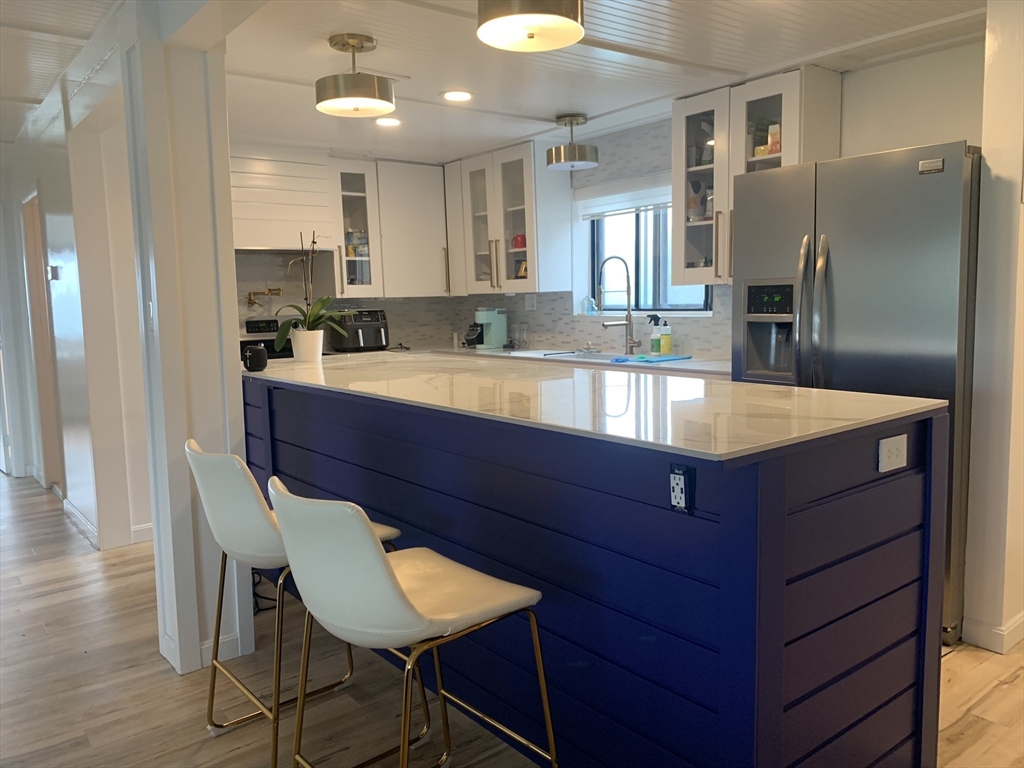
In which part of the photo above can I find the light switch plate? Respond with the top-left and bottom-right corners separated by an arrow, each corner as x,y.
878,434 -> 908,473
525,294 -> 537,311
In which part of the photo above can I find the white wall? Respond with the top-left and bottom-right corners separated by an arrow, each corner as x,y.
840,42 -> 985,157
963,0 -> 1024,654
100,118 -> 153,540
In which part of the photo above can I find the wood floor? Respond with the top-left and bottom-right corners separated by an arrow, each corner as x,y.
1,472 -> 1021,767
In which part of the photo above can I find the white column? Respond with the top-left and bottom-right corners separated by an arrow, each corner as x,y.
117,0 -> 253,673
963,0 -> 1024,655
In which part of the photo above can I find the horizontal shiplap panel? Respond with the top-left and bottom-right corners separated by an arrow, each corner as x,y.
273,441 -> 720,648
783,638 -> 917,766
231,187 -> 329,208
786,472 -> 925,580
231,172 -> 330,194
794,688 -> 917,768
233,219 -> 333,250
783,581 -> 920,705
232,202 -> 333,222
785,420 -> 928,509
784,531 -> 922,642
229,156 -> 327,179
274,466 -> 722,712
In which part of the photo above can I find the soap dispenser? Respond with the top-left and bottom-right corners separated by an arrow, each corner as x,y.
647,314 -> 662,356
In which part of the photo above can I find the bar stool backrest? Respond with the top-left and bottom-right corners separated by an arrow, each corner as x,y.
185,439 -> 288,568
268,477 -> 431,649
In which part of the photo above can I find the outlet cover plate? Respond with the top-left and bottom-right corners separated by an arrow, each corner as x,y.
670,464 -> 694,513
878,434 -> 908,473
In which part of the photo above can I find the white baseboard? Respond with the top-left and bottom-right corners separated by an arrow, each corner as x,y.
62,498 -> 99,549
131,523 -> 153,543
201,632 -> 240,667
50,482 -> 64,501
962,611 -> 1024,654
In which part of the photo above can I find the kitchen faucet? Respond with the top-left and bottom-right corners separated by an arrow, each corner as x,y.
597,256 -> 641,355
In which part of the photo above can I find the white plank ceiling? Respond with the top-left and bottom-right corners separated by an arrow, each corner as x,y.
0,0 -> 116,144
224,0 -> 986,163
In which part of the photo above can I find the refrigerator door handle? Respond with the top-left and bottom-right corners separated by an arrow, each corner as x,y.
811,234 -> 830,388
794,234 -> 811,386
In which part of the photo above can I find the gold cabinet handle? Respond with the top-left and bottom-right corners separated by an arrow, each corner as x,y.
713,210 -> 722,280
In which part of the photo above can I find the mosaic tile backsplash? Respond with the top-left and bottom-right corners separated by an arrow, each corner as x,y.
236,250 -> 732,358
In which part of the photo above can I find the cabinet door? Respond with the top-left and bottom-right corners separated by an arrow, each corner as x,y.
728,71 -> 801,283
462,154 -> 499,293
328,158 -> 383,298
444,161 -> 468,296
729,71 -> 800,190
492,143 -> 538,294
671,87 -> 731,286
378,161 -> 448,298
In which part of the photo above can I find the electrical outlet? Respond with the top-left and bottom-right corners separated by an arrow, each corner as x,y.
670,464 -> 694,512
878,434 -> 908,473
525,294 -> 537,311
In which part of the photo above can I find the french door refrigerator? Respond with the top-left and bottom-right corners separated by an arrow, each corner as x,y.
731,141 -> 980,643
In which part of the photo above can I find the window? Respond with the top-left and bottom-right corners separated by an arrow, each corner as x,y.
589,205 -> 711,313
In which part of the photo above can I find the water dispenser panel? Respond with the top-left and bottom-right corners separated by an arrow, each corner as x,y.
747,284 -> 793,315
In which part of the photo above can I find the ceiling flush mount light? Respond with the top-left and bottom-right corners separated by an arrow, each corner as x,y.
442,90 -> 473,102
546,114 -> 598,170
376,117 -> 401,127
315,33 -> 395,117
477,0 -> 584,52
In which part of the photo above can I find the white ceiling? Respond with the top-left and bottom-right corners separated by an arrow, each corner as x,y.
0,0 -> 117,144
224,0 -> 987,164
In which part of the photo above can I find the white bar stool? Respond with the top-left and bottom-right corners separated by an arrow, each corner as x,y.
185,440 -> 406,768
268,477 -> 559,768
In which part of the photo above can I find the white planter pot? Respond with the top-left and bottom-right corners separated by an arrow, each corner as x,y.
290,328 -> 324,362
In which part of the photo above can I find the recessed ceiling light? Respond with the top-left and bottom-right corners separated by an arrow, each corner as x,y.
376,117 -> 401,127
442,90 -> 473,102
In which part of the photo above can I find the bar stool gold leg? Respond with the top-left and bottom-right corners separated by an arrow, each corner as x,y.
526,608 -> 558,768
399,646 -> 428,768
292,610 -> 315,768
431,646 -> 453,766
269,565 -> 290,768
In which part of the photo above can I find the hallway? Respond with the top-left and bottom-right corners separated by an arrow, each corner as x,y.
0,473 -> 1020,767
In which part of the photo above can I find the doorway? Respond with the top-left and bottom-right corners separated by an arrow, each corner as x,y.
21,195 -> 64,494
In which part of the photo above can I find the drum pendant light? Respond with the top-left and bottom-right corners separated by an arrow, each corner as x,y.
315,34 -> 395,117
547,114 -> 598,170
477,0 -> 584,52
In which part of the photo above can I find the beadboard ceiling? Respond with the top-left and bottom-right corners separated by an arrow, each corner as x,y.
0,0 -> 117,144
224,0 -> 987,163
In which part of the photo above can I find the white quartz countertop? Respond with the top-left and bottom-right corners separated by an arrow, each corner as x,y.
445,348 -> 733,376
247,351 -> 947,463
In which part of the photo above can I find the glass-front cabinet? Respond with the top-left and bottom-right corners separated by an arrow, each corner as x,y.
321,158 -> 383,299
671,87 -> 731,286
728,70 -> 800,200
462,144 -> 538,294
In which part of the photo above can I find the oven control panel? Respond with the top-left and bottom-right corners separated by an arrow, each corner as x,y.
245,319 -> 280,334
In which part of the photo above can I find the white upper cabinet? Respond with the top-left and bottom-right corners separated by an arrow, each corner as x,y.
461,142 -> 571,295
378,161 -> 449,298
444,161 -> 469,297
671,66 -> 840,286
322,158 -> 384,299
230,146 -> 339,250
671,87 -> 731,287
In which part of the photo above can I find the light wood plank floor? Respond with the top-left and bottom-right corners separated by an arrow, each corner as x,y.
1,472 -> 1021,767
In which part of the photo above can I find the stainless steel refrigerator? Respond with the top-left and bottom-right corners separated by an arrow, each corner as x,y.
731,141 -> 980,643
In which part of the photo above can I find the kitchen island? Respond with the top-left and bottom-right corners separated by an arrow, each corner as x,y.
242,352 -> 948,768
